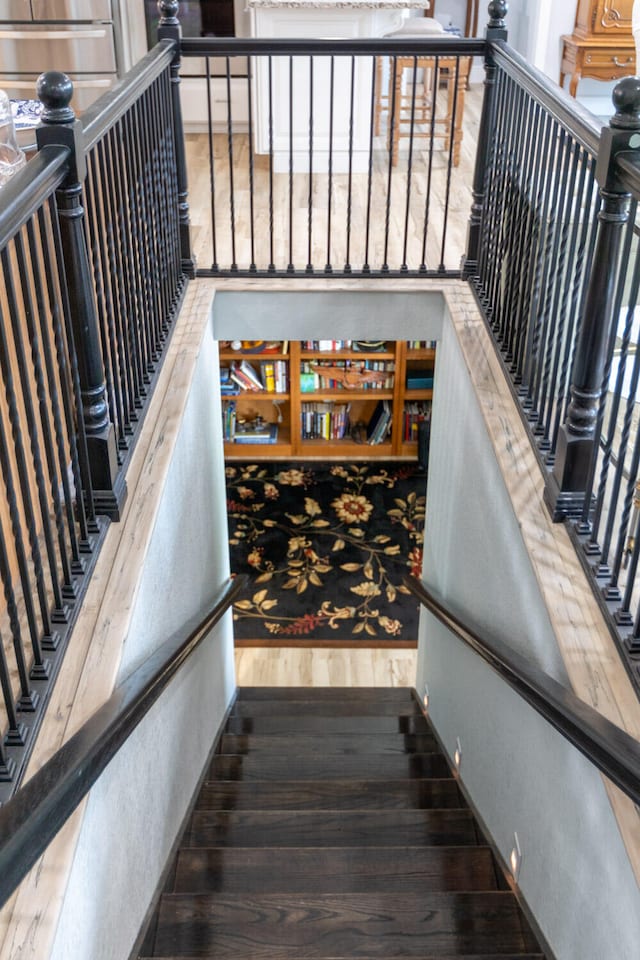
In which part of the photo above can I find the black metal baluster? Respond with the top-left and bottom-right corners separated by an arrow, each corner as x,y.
225,56 -> 238,272
363,56 -> 377,274
268,56 -> 275,272
0,502 -> 38,713
325,55 -> 335,274
247,57 -> 257,272
383,56 -> 398,272
344,55 -> 355,274
288,55 -> 294,273
438,56 -> 461,274
421,50 -> 443,272
0,614 -> 25,757
307,55 -> 314,274
401,56 -> 419,273
205,58 -> 219,273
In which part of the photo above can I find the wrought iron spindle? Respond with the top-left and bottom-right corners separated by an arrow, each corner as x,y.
247,58 -> 257,272
307,55 -> 314,274
363,56 -> 377,274
401,56 -> 419,273
225,56 -> 237,272
205,58 -> 219,272
383,56 -> 398,272
325,55 -> 335,275
344,55 -> 355,274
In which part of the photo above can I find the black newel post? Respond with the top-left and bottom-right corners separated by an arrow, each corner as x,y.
36,72 -> 125,521
544,77 -> 640,522
157,0 -> 196,277
462,0 -> 508,279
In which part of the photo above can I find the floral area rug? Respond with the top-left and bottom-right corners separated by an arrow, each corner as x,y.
225,462 -> 426,646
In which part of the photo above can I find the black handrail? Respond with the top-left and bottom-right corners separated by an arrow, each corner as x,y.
0,144 -> 69,247
405,577 -> 640,805
179,35 -> 487,58
0,574 -> 247,908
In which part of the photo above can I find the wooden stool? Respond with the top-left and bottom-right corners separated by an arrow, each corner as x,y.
380,54 -> 470,167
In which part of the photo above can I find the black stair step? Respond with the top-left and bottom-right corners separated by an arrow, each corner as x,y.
150,891 -> 542,957
236,686 -> 418,702
225,715 -> 431,735
230,700 -> 423,717
182,809 -> 479,848
210,754 -> 451,781
172,846 -> 499,895
219,733 -> 439,756
197,779 -> 465,811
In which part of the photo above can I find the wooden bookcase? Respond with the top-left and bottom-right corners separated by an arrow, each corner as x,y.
220,340 -> 435,460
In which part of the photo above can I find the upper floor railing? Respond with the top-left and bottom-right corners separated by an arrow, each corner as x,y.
2,0 -> 640,796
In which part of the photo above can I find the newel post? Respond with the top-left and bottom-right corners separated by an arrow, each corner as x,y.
462,0 -> 508,278
544,77 -> 640,522
36,72 -> 125,521
157,0 -> 195,277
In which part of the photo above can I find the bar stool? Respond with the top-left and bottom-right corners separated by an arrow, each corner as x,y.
375,18 -> 470,167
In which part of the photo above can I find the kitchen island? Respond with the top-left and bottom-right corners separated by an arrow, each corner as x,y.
248,0 -> 433,172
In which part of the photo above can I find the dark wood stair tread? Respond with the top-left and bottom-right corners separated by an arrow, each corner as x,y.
197,779 -> 465,810
151,891 -> 542,957
172,846 -> 499,894
220,733 -> 438,755
225,715 -> 431,735
230,700 -> 422,717
237,687 -> 418,702
210,754 -> 452,781
183,810 -> 479,847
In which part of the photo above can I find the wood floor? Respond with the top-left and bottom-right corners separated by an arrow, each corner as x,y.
138,687 -> 545,959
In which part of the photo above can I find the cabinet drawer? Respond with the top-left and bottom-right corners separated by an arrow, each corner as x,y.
582,48 -> 635,70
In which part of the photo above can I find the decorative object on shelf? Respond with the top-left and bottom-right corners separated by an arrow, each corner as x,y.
226,461 -> 426,646
352,340 -> 387,351
309,363 -> 388,388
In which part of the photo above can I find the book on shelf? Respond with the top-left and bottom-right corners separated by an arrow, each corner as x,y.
229,360 -> 262,392
403,401 -> 431,442
300,401 -> 350,440
220,366 -> 240,395
233,423 -> 279,444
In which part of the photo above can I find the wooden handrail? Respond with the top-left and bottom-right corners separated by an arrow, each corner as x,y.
0,575 -> 246,909
405,576 -> 640,805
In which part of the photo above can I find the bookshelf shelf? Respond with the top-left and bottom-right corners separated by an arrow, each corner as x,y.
219,339 -> 435,461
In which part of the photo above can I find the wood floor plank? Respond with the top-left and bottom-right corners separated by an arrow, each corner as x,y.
219,734 -> 439,755
182,810 -> 478,848
224,715 -> 431,735
172,847 -> 499,895
151,892 -> 541,958
230,700 -> 423,717
196,779 -> 465,810
209,754 -> 451,781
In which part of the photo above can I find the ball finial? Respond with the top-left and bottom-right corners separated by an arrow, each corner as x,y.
488,0 -> 508,26
37,71 -> 74,123
610,76 -> 640,130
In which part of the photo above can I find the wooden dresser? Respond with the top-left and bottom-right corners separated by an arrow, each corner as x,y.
560,0 -> 635,98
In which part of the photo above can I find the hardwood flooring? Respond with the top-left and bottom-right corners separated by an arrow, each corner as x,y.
138,687 -> 545,959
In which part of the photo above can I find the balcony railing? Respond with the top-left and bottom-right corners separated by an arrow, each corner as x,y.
1,0 -> 640,796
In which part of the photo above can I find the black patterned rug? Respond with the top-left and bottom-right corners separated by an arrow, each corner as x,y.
225,462 -> 426,646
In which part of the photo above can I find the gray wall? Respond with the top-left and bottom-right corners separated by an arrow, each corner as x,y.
48,309 -> 236,960
418,313 -> 640,959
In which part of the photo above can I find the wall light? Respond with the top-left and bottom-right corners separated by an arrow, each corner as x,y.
422,684 -> 429,711
453,737 -> 462,770
509,832 -> 522,884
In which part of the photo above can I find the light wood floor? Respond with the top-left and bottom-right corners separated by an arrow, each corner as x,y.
185,83 -> 483,688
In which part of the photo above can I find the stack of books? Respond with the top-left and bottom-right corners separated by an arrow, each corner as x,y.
233,422 -> 279,444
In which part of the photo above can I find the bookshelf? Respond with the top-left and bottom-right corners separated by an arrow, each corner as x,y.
219,339 -> 435,460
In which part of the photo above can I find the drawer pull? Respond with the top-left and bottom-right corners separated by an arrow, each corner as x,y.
613,56 -> 634,67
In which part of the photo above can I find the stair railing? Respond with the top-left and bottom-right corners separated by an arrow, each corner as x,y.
405,575 -> 640,805
0,574 -> 246,910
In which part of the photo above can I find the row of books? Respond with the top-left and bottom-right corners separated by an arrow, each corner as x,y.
301,340 -> 352,351
300,402 -> 351,440
300,360 -> 395,392
221,359 -> 288,395
407,340 -> 437,350
221,400 -> 279,443
403,402 -> 431,442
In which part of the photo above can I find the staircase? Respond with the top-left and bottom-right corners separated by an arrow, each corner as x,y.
139,687 -> 546,959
